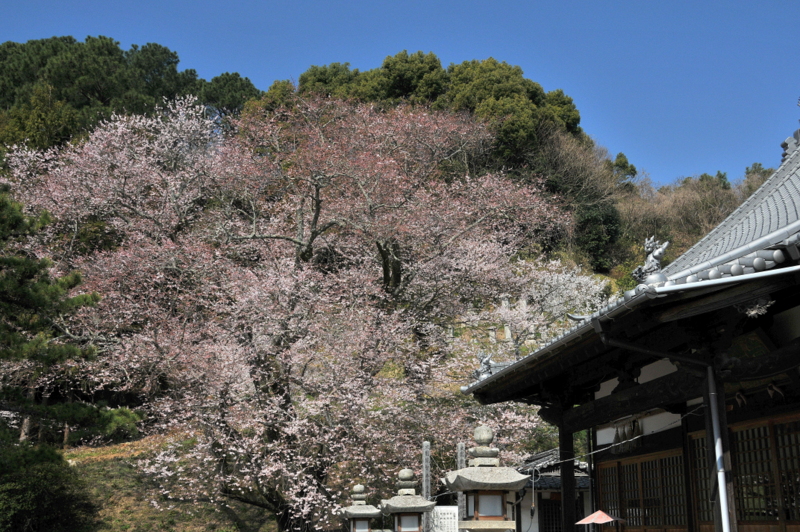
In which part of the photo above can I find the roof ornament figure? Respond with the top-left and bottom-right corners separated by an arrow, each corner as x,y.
632,236 -> 670,285
473,351 -> 497,381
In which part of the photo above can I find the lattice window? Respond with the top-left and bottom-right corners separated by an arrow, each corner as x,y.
661,454 -> 687,525
774,420 -> 800,521
597,452 -> 686,528
536,493 -> 585,532
538,498 -> 561,532
641,459 -> 662,525
598,463 -> 620,521
689,435 -> 713,523
622,463 -> 641,526
732,425 -> 779,521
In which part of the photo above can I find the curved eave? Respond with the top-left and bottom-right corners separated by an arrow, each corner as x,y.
344,506 -> 382,519
442,467 -> 530,491
464,264 -> 800,405
463,289 -> 654,402
380,495 -> 435,514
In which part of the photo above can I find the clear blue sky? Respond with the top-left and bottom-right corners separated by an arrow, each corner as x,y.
3,1 -> 799,185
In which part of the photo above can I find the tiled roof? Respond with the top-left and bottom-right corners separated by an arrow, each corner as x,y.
531,475 -> 591,490
524,448 -> 560,470
463,128 -> 800,400
663,129 -> 800,279
520,448 -> 590,491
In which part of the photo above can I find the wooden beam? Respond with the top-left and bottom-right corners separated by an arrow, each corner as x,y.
723,339 -> 800,382
560,370 -> 705,433
655,278 -> 795,323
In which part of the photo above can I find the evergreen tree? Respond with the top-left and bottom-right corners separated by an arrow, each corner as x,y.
0,190 -> 98,366
0,35 -> 261,153
0,189 -> 100,531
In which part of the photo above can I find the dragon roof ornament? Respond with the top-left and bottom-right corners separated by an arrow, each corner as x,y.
632,236 -> 670,286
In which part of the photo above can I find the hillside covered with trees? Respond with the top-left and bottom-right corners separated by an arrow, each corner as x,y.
0,40 -> 777,531
0,36 -> 261,154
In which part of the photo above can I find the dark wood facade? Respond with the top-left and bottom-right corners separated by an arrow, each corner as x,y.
465,130 -> 800,532
467,267 -> 800,532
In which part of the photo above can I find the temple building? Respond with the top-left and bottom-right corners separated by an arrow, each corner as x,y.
463,129 -> 800,532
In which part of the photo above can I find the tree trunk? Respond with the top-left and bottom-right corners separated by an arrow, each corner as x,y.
63,391 -> 73,448
18,385 -> 37,442
37,394 -> 48,443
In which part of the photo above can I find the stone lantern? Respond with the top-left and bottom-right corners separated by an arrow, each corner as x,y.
442,426 -> 529,531
344,484 -> 382,532
380,468 -> 435,532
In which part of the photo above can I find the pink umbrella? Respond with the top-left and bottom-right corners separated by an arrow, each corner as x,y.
576,510 -> 626,525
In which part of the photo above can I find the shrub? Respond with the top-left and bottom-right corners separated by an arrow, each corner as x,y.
0,444 -> 96,532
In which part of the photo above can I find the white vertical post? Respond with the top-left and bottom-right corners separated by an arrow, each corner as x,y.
423,441 -> 431,532
707,366 -> 732,532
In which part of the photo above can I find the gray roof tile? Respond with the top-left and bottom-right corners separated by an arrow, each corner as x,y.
664,134 -> 800,277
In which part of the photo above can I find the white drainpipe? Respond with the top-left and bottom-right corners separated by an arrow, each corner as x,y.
707,366 -> 732,532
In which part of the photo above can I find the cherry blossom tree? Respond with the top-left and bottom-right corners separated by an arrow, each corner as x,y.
4,96 -> 604,531
458,259 -> 609,362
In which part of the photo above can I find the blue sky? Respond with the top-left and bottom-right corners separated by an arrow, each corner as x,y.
3,1 -> 799,185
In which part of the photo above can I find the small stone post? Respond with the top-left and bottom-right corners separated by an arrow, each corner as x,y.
380,468 -> 435,532
423,441 -> 431,532
441,426 -> 529,530
457,442 -> 466,519
343,483 -> 380,532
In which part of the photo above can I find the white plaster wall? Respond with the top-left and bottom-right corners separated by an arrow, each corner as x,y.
519,488 -> 536,532
639,359 -> 678,383
594,359 -> 678,401
770,303 -> 800,346
596,410 -> 682,445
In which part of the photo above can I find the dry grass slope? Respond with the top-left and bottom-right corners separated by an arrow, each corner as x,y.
64,435 -> 276,532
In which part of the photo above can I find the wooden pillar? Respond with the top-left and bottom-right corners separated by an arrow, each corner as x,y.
560,423 -> 576,532
681,414 -> 697,532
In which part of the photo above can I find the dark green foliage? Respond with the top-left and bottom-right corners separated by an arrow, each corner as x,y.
39,35 -> 130,115
298,62 -> 359,98
693,170 -> 731,190
0,192 -> 99,364
443,57 -> 546,111
299,51 -> 448,105
295,51 -> 584,178
0,36 -> 78,111
544,89 -> 581,134
67,218 -> 122,255
98,407 -> 143,442
256,79 -> 298,113
475,94 -> 545,164
124,43 -> 202,109
607,152 -> 637,188
200,72 -> 262,116
0,445 -> 96,532
575,203 -> 622,272
0,35 -> 262,152
378,50 -> 448,103
0,83 -> 79,152
741,162 -> 774,198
